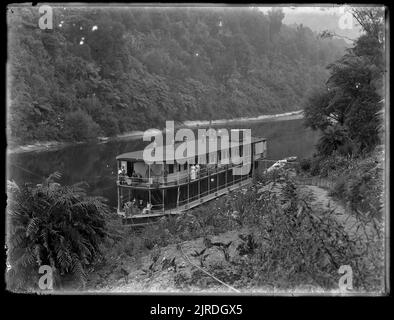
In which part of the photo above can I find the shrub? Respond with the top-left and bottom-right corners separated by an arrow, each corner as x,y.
324,150 -> 383,219
329,178 -> 346,198
299,158 -> 311,172
64,110 -> 101,141
310,157 -> 321,176
204,180 -> 383,291
6,173 -> 109,291
317,155 -> 350,178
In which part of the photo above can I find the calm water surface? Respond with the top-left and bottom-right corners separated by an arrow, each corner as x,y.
7,119 -> 319,208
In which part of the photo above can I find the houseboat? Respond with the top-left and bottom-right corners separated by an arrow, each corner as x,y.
116,130 -> 267,226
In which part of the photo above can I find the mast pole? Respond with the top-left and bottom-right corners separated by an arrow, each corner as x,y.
208,156 -> 210,195
217,165 -> 219,192
187,163 -> 190,207
198,172 -> 200,200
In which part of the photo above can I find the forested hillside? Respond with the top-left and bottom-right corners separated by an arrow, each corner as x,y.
8,7 -> 347,144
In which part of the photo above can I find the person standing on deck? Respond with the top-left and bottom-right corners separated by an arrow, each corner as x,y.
118,166 -> 126,184
195,164 -> 200,177
130,199 -> 138,216
124,201 -> 132,217
190,165 -> 196,180
143,202 -> 152,214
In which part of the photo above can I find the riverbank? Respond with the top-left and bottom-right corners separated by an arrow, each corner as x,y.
180,110 -> 303,128
86,158 -> 383,293
7,110 -> 303,155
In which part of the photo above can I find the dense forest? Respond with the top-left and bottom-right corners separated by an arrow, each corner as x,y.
8,7 -> 347,144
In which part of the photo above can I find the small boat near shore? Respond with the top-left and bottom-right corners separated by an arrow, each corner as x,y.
266,156 -> 298,173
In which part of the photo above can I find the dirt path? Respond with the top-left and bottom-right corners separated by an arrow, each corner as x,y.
298,184 -> 374,240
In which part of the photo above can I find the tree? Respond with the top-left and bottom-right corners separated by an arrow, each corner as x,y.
64,110 -> 101,141
316,124 -> 355,156
6,173 -> 109,291
351,8 -> 385,41
303,8 -> 385,155
268,8 -> 285,41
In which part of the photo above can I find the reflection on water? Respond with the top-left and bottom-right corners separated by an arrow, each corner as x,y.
7,119 -> 319,208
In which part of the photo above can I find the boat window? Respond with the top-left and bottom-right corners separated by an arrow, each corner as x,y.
184,162 -> 188,170
168,164 -> 174,174
254,142 -> 264,154
127,161 -> 133,177
134,162 -> 147,177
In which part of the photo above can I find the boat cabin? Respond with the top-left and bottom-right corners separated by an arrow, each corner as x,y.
116,131 -> 267,224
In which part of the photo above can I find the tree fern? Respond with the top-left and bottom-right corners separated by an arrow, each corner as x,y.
6,173 -> 109,291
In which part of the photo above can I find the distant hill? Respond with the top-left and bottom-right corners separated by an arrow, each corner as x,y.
8,7 -> 347,144
283,11 -> 362,43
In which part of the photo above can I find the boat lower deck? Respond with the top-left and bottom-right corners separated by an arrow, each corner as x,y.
120,178 -> 251,226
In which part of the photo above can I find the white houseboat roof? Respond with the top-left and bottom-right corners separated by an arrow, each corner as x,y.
116,136 -> 266,161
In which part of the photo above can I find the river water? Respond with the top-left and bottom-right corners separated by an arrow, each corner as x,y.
7,119 -> 319,209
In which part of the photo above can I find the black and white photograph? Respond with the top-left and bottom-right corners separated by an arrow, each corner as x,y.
5,3 -> 389,297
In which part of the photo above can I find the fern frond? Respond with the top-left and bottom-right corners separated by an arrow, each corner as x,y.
26,217 -> 40,239
71,254 -> 86,287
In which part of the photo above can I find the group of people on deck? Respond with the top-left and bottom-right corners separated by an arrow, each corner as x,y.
119,162 -> 205,184
124,198 -> 152,217
118,166 -> 143,185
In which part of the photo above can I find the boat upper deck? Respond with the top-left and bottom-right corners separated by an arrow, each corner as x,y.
116,136 -> 266,162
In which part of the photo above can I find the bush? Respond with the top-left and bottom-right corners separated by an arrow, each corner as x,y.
317,155 -> 351,178
6,173 -> 109,291
299,158 -> 311,172
303,154 -> 352,178
64,110 -> 101,141
310,157 -> 321,176
203,179 -> 383,291
323,150 -> 383,219
329,178 -> 346,198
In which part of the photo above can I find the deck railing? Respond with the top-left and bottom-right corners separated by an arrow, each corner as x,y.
118,164 -> 253,217
117,162 -> 252,188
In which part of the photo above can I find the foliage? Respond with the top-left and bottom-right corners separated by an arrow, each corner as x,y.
6,173 -> 110,291
89,164 -> 383,292
303,8 -> 385,156
242,182 -> 354,289
8,7 -> 347,145
169,171 -> 384,291
299,158 -> 311,172
64,110 -> 101,141
302,147 -> 384,221
329,151 -> 384,219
